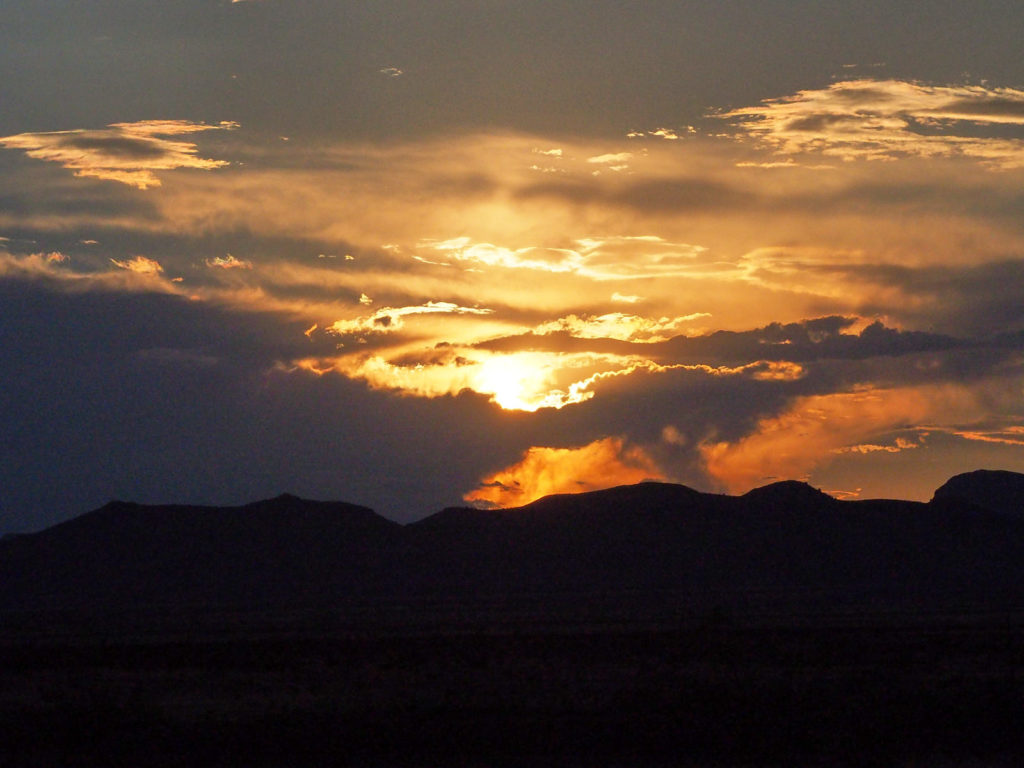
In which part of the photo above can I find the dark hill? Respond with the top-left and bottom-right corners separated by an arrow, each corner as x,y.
741,480 -> 838,511
932,469 -> 1024,516
0,494 -> 407,613
4,472 -> 1024,621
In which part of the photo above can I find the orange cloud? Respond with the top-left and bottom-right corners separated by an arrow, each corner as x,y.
0,120 -> 236,188
533,311 -> 710,342
321,350 -> 641,411
205,254 -> 252,269
110,255 -> 164,274
415,235 -> 710,280
464,436 -> 665,507
327,301 -> 494,336
720,79 -> 1024,168
941,426 -> 1024,446
699,384 -> 985,493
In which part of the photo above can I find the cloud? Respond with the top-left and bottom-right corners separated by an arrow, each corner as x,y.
326,301 -> 494,336
205,254 -> 252,270
587,153 -> 633,164
833,437 -> 923,454
312,350 -> 636,412
533,311 -> 710,343
627,127 -> 692,140
416,235 -> 711,280
719,79 -> 1024,168
611,292 -> 642,304
464,436 -> 664,508
0,120 -> 237,188
110,255 -> 164,274
932,425 -> 1024,447
0,252 -> 72,279
699,383 -> 994,493
587,152 -> 633,171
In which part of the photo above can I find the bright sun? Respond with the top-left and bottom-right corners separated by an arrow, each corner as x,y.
475,354 -> 553,411
472,352 -> 600,411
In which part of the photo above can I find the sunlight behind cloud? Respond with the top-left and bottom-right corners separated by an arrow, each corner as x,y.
699,383 -> 1010,493
464,437 -> 664,507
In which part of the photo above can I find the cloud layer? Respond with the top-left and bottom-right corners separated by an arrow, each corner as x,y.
3,67 -> 1024,528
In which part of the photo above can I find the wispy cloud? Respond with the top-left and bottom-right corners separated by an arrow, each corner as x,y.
533,311 -> 710,343
699,384 -> 996,493
416,235 -> 710,280
720,79 -> 1024,168
326,301 -> 494,336
0,120 -> 237,188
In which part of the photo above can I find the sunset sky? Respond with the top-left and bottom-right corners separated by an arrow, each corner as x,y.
4,1 -> 1024,531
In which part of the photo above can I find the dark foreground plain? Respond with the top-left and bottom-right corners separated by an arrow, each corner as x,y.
3,471 -> 1024,765
2,610 -> 1024,767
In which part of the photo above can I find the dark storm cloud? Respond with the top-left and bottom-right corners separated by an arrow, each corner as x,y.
473,316 -> 966,368
0,275 -> 523,532
771,259 -> 1024,336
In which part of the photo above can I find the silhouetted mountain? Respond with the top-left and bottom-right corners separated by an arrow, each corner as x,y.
0,494 -> 408,613
932,469 -> 1024,516
3,472 -> 1024,622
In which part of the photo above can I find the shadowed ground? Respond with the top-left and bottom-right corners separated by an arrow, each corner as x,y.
2,613 -> 1023,767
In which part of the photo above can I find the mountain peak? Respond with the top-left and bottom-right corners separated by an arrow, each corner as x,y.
741,480 -> 835,509
931,469 -> 1024,516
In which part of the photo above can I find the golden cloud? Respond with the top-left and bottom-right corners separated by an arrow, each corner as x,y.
533,311 -> 710,342
110,255 -> 164,275
936,425 -> 1024,446
316,350 -> 643,411
699,384 -> 988,493
720,79 -> 1024,168
205,254 -> 252,270
326,301 -> 495,336
464,436 -> 664,507
0,120 -> 237,188
415,235 -> 711,281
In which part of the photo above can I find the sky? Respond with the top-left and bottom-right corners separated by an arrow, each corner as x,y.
4,1 -> 1024,531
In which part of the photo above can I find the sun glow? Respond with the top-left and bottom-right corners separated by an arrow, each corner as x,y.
473,352 -> 592,412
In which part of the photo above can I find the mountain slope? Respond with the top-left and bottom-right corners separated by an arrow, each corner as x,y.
3,472 -> 1024,619
0,494 -> 407,612
932,469 -> 1024,516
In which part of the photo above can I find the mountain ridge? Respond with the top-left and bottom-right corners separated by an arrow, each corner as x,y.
3,470 -> 1024,621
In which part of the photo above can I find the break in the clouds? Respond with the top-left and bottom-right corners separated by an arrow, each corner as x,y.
720,79 -> 1024,168
0,120 -> 237,189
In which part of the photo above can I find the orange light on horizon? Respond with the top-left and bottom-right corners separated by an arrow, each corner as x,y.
464,436 -> 665,507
